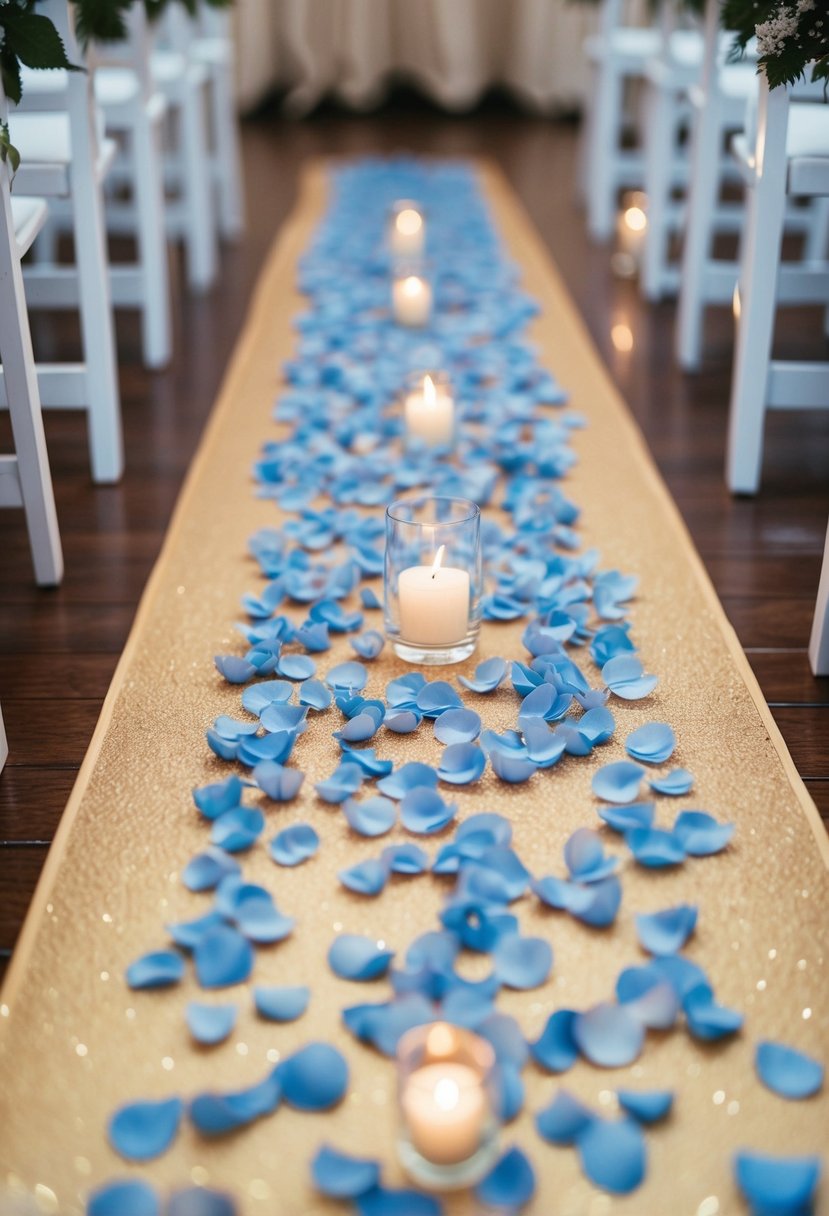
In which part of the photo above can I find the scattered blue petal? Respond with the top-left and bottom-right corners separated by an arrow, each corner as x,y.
458,657 -> 507,693
352,631 -> 385,660
734,1151 -> 821,1215
253,760 -> 304,801
475,1146 -> 536,1211
434,707 -> 481,745
192,774 -> 245,820
635,905 -> 697,955
626,827 -> 686,868
573,1002 -> 645,1067
126,950 -> 184,991
182,848 -> 240,892
625,722 -> 676,765
343,795 -> 397,837
598,802 -> 654,833
87,1180 -> 161,1216
194,925 -> 255,989
326,660 -> 368,691
617,1089 -> 674,1123
269,822 -> 320,866
437,742 -> 487,784
356,1186 -> 443,1216
578,1117 -> 647,1195
602,655 -> 658,700
339,858 -> 388,896
493,933 -> 553,990
299,678 -> 332,710
535,1089 -> 594,1144
530,1009 -> 579,1073
276,1042 -> 349,1111
401,787 -> 457,835
649,768 -> 693,796
328,933 -> 394,981
210,807 -> 265,853
186,1003 -> 237,1045
673,810 -> 734,856
311,1145 -> 381,1199
254,985 -> 310,1022
592,760 -> 645,804
108,1096 -> 183,1162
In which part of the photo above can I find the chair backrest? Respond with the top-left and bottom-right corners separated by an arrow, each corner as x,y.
94,2 -> 155,97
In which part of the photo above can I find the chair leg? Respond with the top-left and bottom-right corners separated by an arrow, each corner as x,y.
587,62 -> 624,242
132,111 -> 173,368
0,203 -> 63,586
725,96 -> 788,495
208,55 -> 245,240
179,74 -> 218,292
809,518 -> 829,676
641,80 -> 676,302
676,92 -> 723,369
0,703 -> 7,772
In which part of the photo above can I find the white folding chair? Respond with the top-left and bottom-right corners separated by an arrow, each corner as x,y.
810,518 -> 829,676
193,5 -> 245,240
151,5 -> 218,291
726,77 -> 829,494
6,0 -> 123,484
0,88 -> 63,588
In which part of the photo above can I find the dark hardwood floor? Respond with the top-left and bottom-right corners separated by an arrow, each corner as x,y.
1,92 -> 828,981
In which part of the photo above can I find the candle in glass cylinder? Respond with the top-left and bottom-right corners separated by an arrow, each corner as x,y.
404,373 -> 454,447
398,545 -> 470,646
401,1061 -> 488,1166
393,274 -> 432,327
390,204 -> 425,258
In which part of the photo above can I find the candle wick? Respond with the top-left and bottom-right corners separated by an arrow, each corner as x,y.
431,544 -> 445,579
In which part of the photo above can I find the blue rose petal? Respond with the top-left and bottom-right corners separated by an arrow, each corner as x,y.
602,655 -> 658,701
649,768 -> 693,796
683,983 -> 744,1041
598,802 -> 654,833
591,760 -> 645,804
535,1089 -> 595,1144
126,950 -> 185,991
578,1117 -> 647,1194
182,848 -> 240,892
530,1009 -> 579,1073
458,657 -> 507,693
242,681 -> 294,714
167,1188 -> 237,1216
378,762 -> 439,799
311,1144 -> 381,1199
384,708 -> 422,733
108,1096 -> 183,1162
328,933 -> 394,981
625,722 -> 676,765
259,702 -> 308,733
755,1041 -> 824,1100
194,926 -> 255,989
316,762 -> 364,803
400,788 -> 457,835
299,678 -> 332,710
564,828 -> 618,882
475,1146 -> 536,1211
277,653 -> 317,681
382,843 -> 430,874
270,823 -> 320,866
434,707 -> 482,745
493,933 -> 553,990
617,1089 -> 674,1123
635,905 -> 697,955
490,750 -> 537,783
733,1150 -> 821,1215
437,742 -> 487,784
276,1042 -> 349,1111
360,587 -> 382,610
673,810 -> 734,856
189,1072 -> 281,1136
186,1001 -> 237,1046
415,680 -> 464,717
193,774 -> 245,820
351,631 -> 385,660
254,985 -> 310,1022
626,827 -> 686,868
326,660 -> 368,691
356,1186 -> 444,1216
573,1002 -> 645,1067
87,1180 -> 161,1216
253,760 -> 304,801
615,967 -> 679,1029
340,859 -> 389,896
493,1063 -> 525,1123
334,712 -> 381,744
343,795 -> 398,837
214,655 -> 257,684
338,743 -> 394,777
210,807 -> 265,853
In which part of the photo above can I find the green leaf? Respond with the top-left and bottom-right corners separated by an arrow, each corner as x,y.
0,48 -> 23,105
1,10 -> 74,70
73,0 -> 133,45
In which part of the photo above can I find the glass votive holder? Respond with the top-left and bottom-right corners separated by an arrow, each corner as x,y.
392,270 -> 432,328
384,495 -> 482,666
396,1022 -> 499,1190
402,370 -> 455,452
389,199 -> 426,260
611,190 -> 648,280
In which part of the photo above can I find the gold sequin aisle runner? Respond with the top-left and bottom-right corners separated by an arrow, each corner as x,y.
1,162 -> 826,1216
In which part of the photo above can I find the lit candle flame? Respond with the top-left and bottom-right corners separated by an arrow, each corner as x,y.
431,544 -> 445,580
623,205 -> 647,234
433,1077 -> 460,1113
423,374 -> 436,408
396,208 -> 422,236
403,275 -> 422,297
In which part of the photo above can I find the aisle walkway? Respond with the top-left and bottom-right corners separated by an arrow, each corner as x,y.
0,98 -> 827,982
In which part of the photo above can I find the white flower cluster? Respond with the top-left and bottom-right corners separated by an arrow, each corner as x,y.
756,0 -> 818,57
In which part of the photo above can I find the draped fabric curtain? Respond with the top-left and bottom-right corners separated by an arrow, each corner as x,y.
234,0 -> 599,115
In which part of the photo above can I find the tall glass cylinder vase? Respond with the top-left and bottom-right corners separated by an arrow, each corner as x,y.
384,496 -> 482,665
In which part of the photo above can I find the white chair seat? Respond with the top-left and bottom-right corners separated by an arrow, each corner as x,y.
585,27 -> 661,66
193,36 -> 232,68
152,49 -> 209,90
732,104 -> 829,196
94,67 -> 142,108
11,197 -> 49,257
9,113 -> 117,197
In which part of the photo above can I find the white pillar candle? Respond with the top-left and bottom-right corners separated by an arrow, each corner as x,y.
400,1061 -> 488,1166
393,275 -> 432,328
398,545 -> 470,646
404,374 -> 455,447
615,195 -> 648,276
390,206 -> 425,258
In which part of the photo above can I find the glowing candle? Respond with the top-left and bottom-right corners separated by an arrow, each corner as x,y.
393,274 -> 432,327
404,373 -> 455,447
398,545 -> 469,646
613,192 -> 648,278
400,1061 -> 488,1166
390,204 -> 425,258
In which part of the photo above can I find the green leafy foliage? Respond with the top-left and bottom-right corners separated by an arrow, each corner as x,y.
0,1 -> 76,102
722,0 -> 828,88
0,120 -> 21,178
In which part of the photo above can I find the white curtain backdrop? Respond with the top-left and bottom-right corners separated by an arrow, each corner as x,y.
234,0 -> 598,115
